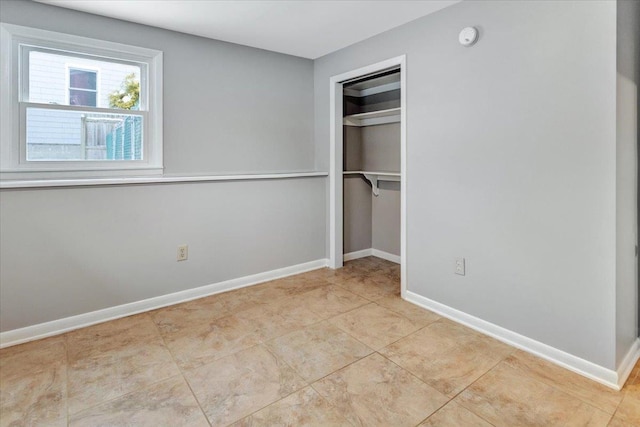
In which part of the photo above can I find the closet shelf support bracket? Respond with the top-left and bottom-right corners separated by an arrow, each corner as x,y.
363,173 -> 380,197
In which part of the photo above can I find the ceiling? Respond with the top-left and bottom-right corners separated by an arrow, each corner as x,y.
35,0 -> 461,59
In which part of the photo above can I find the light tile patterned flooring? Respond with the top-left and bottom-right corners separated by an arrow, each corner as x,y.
1,257 -> 639,426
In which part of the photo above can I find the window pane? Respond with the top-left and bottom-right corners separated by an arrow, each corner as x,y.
28,50 -> 142,110
69,69 -> 96,90
26,108 -> 143,161
69,89 -> 97,107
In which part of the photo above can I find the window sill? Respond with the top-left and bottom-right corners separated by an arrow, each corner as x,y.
0,171 -> 329,189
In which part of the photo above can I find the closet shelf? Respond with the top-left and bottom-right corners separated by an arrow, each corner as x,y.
343,171 -> 400,196
343,107 -> 401,127
343,81 -> 400,98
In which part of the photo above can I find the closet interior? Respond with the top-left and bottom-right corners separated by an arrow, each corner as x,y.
342,68 -> 401,264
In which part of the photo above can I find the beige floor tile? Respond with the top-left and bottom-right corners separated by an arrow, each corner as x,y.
456,362 -> 611,427
231,386 -> 351,427
66,314 -> 162,361
1,336 -> 68,427
342,256 -> 393,273
607,415 -> 638,427
339,257 -> 378,271
374,295 -> 441,326
236,296 -> 323,341
150,289 -> 257,335
208,286 -> 269,312
150,299 -> 227,335
68,339 -> 180,415
622,360 -> 640,394
329,303 -> 422,350
313,353 -> 449,427
342,258 -> 399,282
347,256 -> 381,266
380,319 -> 514,397
291,284 -> 369,319
265,321 -> 372,382
184,344 -> 306,426
614,390 -> 640,426
337,273 -> 399,301
69,376 -> 208,427
248,274 -> 332,301
280,273 -> 334,292
298,266 -> 359,282
1,364 -> 67,427
0,336 -> 66,381
419,401 -> 493,427
368,260 -> 401,282
504,350 -> 623,414
161,312 -> 262,369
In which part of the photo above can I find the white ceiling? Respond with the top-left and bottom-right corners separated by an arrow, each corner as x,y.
36,0 -> 461,59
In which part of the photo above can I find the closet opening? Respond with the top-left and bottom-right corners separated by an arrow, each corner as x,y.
328,55 -> 407,298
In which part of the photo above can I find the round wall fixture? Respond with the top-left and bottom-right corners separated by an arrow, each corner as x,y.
459,26 -> 479,46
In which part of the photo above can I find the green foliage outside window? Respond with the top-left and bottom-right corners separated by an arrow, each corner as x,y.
108,73 -> 140,110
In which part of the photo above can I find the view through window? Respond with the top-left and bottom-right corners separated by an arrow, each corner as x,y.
26,50 -> 144,162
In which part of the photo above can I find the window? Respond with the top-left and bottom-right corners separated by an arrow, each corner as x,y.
0,23 -> 163,180
68,68 -> 97,107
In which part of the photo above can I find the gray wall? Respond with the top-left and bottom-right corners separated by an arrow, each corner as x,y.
343,180 -> 401,258
0,0 -> 324,331
616,0 -> 640,364
0,179 -> 325,331
372,182 -> 401,257
343,176 -> 372,254
315,0 -> 619,369
343,126 -> 362,172
361,123 -> 401,172
363,123 -> 401,257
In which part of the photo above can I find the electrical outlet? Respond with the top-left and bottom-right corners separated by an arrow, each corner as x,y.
177,244 -> 188,261
455,257 -> 465,275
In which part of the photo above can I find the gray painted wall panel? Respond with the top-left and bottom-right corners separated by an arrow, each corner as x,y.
616,0 -> 640,364
315,0 -> 618,368
0,178 -> 325,331
361,123 -> 400,172
343,126 -> 362,171
343,176 -> 372,253
372,182 -> 401,257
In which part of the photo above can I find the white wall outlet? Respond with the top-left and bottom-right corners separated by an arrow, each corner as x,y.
455,257 -> 465,275
177,244 -> 188,261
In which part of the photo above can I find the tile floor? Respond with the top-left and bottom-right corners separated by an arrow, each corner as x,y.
1,256 -> 638,426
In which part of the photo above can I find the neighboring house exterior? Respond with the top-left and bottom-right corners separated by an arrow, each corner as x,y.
27,51 -> 141,160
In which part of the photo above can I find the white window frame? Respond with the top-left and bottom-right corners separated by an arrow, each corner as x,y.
0,23 -> 163,180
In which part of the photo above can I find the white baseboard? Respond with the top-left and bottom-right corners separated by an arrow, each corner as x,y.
344,248 -> 400,264
343,249 -> 372,261
371,249 -> 401,264
405,291 -> 622,390
0,258 -> 330,349
617,338 -> 640,389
